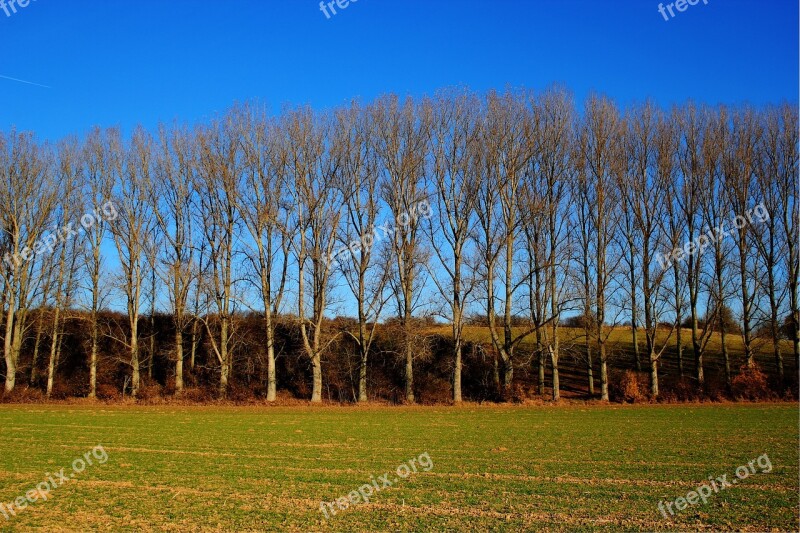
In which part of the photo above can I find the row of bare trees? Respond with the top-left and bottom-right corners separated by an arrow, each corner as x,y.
0,87 -> 797,402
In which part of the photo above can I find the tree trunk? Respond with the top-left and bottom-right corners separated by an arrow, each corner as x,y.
46,307 -> 62,398
650,354 -> 659,398
536,328 -> 545,396
690,251 -> 704,385
267,335 -> 277,402
791,268 -> 800,377
11,319 -> 23,390
676,317 -> 684,377
503,359 -> 513,394
219,317 -> 229,396
538,351 -> 546,396
739,249 -> 754,368
550,345 -> 560,401
358,347 -> 368,403
131,331 -> 140,398
30,315 -> 43,385
720,325 -> 731,389
691,313 -> 704,385
55,327 -> 65,369
189,318 -> 198,370
585,326 -> 595,395
264,309 -> 277,402
3,353 -> 15,393
4,304 -> 16,393
715,259 -> 731,389
311,353 -> 322,403
453,340 -> 462,404
131,358 -> 140,398
599,342 -> 608,401
629,239 -> 641,372
771,323 -> 783,386
175,328 -> 184,393
405,339 -> 414,403
148,331 -> 154,379
219,361 -> 229,396
89,313 -> 98,398
767,268 -> 784,385
672,259 -> 684,378
631,323 -> 641,371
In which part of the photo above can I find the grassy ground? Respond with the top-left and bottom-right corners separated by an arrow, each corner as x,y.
0,403 -> 797,531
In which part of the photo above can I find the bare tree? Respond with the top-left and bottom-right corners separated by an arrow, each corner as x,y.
702,107 -> 735,387
756,104 -> 798,384
627,103 -> 677,397
28,261 -> 55,386
109,128 -> 155,398
675,104 -> 717,386
46,138 -> 83,397
80,127 -> 117,398
373,95 -> 431,403
284,108 -> 342,403
333,102 -> 389,403
0,93 -> 795,403
427,90 -> 481,403
523,87 -> 576,401
476,90 -> 537,397
195,112 -> 243,397
772,105 -> 798,375
578,95 -> 624,401
152,123 -> 197,394
616,153 -> 643,372
571,153 -> 596,395
0,131 -> 59,393
239,106 -> 293,402
664,109 -> 690,379
724,107 -> 761,368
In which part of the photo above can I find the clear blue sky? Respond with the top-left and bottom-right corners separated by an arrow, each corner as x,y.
0,0 -> 797,140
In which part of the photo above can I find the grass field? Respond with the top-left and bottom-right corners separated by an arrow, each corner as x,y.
426,325 -> 798,400
0,403 -> 797,532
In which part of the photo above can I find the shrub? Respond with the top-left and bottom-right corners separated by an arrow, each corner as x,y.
181,386 -> 215,403
609,370 -> 650,403
136,380 -> 164,402
48,381 -> 75,400
227,382 -> 258,403
0,386 -> 46,403
95,383 -> 121,401
418,376 -> 453,405
703,373 -> 730,402
507,382 -> 534,403
660,377 -> 703,402
731,363 -> 774,401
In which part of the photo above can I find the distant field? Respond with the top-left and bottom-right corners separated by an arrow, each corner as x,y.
427,325 -> 798,398
0,404 -> 797,531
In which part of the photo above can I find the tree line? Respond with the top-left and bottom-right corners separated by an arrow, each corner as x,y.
0,87 -> 797,403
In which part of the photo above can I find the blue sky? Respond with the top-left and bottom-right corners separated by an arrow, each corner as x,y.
0,0 -> 797,141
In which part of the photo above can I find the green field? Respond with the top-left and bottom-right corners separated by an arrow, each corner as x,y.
0,404 -> 797,532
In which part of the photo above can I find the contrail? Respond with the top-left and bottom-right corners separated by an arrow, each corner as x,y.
0,74 -> 51,89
